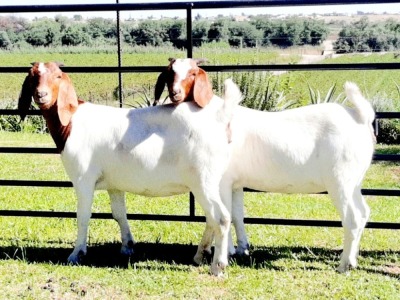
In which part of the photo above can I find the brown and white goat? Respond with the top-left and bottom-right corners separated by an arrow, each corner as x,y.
160,58 -> 375,273
18,62 -> 242,276
153,58 -> 213,107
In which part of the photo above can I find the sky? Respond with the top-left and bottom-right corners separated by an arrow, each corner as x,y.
1,0 -> 400,20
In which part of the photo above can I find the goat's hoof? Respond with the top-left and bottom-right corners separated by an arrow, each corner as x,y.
121,240 -> 135,256
193,253 -> 203,265
337,260 -> 357,274
235,244 -> 250,256
193,248 -> 212,265
67,250 -> 86,265
211,261 -> 227,278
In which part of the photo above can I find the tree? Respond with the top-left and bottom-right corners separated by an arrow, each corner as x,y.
62,24 -> 90,46
25,18 -> 61,46
126,20 -> 163,46
192,20 -> 210,47
0,31 -> 11,49
163,19 -> 186,48
86,17 -> 116,39
250,17 -> 276,46
302,19 -> 328,45
208,19 -> 229,43
333,17 -> 400,53
228,21 -> 262,48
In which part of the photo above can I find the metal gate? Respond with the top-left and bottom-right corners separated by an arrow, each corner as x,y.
0,1 -> 399,229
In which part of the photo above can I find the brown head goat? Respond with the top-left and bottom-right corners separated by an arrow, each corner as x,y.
18,61 -> 242,277
19,62 -> 82,152
154,58 -> 213,107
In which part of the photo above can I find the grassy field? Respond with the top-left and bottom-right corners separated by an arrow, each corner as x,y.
2,47 -> 400,109
0,131 -> 399,299
0,47 -> 288,107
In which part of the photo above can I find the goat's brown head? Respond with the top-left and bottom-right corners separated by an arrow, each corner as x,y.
18,62 -> 78,126
154,58 -> 214,108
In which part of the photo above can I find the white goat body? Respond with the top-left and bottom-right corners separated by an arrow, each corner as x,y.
229,99 -> 374,193
195,82 -> 375,273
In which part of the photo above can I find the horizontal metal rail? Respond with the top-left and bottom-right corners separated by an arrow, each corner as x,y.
0,210 -> 398,229
2,1 -> 400,15
4,63 -> 400,74
0,179 -> 398,197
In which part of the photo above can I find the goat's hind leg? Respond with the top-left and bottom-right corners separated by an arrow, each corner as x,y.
109,190 -> 135,256
192,187 -> 231,277
232,188 -> 249,256
331,187 -> 370,273
193,222 -> 214,265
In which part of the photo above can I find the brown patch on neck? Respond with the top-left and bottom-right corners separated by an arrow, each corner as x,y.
43,99 -> 84,153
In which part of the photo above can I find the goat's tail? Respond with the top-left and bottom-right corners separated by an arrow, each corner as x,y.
344,81 -> 375,125
220,78 -> 242,123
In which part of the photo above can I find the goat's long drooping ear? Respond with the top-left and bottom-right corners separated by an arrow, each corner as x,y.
18,74 -> 33,121
58,73 -> 78,126
154,71 -> 167,106
193,68 -> 214,107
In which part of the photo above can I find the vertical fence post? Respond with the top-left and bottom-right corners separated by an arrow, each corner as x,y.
190,192 -> 195,217
187,3 -> 195,217
186,3 -> 193,58
116,0 -> 123,108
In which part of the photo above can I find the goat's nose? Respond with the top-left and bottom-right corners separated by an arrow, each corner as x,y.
36,91 -> 48,98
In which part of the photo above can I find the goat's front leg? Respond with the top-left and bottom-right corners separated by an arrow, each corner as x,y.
108,190 -> 135,256
68,183 -> 95,264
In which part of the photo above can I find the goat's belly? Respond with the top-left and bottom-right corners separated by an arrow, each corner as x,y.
244,180 -> 326,194
236,171 -> 326,194
95,171 -> 189,197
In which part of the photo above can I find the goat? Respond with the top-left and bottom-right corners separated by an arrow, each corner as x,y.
156,60 -> 375,273
18,62 -> 242,276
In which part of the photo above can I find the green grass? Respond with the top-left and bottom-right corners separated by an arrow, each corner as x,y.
0,47 -> 287,106
0,131 -> 399,298
279,53 -> 400,105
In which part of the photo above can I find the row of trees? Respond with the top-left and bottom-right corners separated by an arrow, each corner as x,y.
335,17 -> 400,53
1,14 -> 400,52
0,14 -> 328,49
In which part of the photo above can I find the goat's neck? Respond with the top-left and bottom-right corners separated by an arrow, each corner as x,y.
41,105 -> 71,153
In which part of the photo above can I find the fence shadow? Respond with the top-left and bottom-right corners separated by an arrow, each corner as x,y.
0,242 -> 398,276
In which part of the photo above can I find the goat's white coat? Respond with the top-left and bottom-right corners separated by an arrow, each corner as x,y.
195,82 -> 375,273
62,90 -> 241,276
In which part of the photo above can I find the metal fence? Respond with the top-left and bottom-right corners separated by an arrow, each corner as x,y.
0,1 -> 399,229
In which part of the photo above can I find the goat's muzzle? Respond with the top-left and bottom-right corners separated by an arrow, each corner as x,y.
34,90 -> 51,106
169,91 -> 184,103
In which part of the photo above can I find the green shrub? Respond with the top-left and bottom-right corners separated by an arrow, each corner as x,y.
371,93 -> 400,144
0,101 -> 47,133
211,71 -> 296,111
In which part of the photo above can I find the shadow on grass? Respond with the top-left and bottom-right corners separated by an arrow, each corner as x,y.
0,242 -> 398,276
